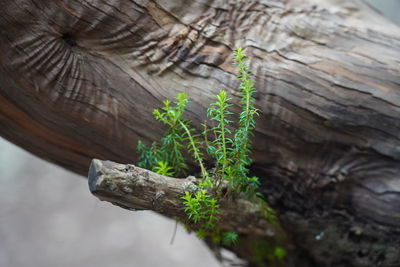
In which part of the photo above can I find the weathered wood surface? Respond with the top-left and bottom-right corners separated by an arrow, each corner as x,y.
1,0 -> 400,266
88,159 -> 281,237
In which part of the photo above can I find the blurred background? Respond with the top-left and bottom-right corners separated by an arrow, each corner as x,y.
364,0 -> 399,23
0,1 -> 398,267
0,138 -> 220,267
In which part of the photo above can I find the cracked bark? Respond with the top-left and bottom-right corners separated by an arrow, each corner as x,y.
0,0 -> 399,266
88,159 -> 281,238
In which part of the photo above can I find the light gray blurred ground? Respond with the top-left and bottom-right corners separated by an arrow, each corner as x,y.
364,0 -> 400,25
0,138 -> 220,267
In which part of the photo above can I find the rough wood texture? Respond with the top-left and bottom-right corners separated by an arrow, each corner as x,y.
1,0 -> 400,266
88,159 -> 281,237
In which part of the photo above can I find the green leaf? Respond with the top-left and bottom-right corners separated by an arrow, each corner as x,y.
223,232 -> 238,245
154,161 -> 174,176
274,246 -> 286,260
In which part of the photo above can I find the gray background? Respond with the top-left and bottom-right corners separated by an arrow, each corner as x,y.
0,138 -> 220,267
0,1 -> 398,267
364,0 -> 400,24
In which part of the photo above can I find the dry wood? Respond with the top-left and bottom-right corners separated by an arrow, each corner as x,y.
88,159 -> 282,238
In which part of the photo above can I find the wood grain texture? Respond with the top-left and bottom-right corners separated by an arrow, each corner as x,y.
0,0 -> 399,266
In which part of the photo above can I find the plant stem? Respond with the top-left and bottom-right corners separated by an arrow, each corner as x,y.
179,121 -> 208,179
219,102 -> 228,176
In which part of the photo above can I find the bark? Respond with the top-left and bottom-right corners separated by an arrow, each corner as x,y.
88,159 -> 282,238
0,0 -> 399,266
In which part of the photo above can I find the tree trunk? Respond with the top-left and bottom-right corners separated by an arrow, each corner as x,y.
0,0 -> 399,266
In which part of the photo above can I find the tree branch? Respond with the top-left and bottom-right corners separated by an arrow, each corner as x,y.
88,159 -> 283,238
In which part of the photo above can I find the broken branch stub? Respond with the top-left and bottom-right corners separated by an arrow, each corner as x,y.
88,159 -> 282,238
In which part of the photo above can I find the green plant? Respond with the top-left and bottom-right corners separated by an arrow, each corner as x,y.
137,48 -> 265,244
137,93 -> 190,177
223,232 -> 239,245
206,90 -> 233,185
182,187 -> 219,228
228,47 -> 260,194
154,161 -> 174,176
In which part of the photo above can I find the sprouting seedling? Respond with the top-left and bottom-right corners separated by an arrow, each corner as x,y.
137,48 -> 265,244
207,90 -> 233,183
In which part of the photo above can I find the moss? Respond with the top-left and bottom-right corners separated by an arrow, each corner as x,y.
234,236 -> 287,267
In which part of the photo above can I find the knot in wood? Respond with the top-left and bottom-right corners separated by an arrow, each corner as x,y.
155,190 -> 165,201
182,176 -> 198,193
61,33 -> 77,47
121,185 -> 133,193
